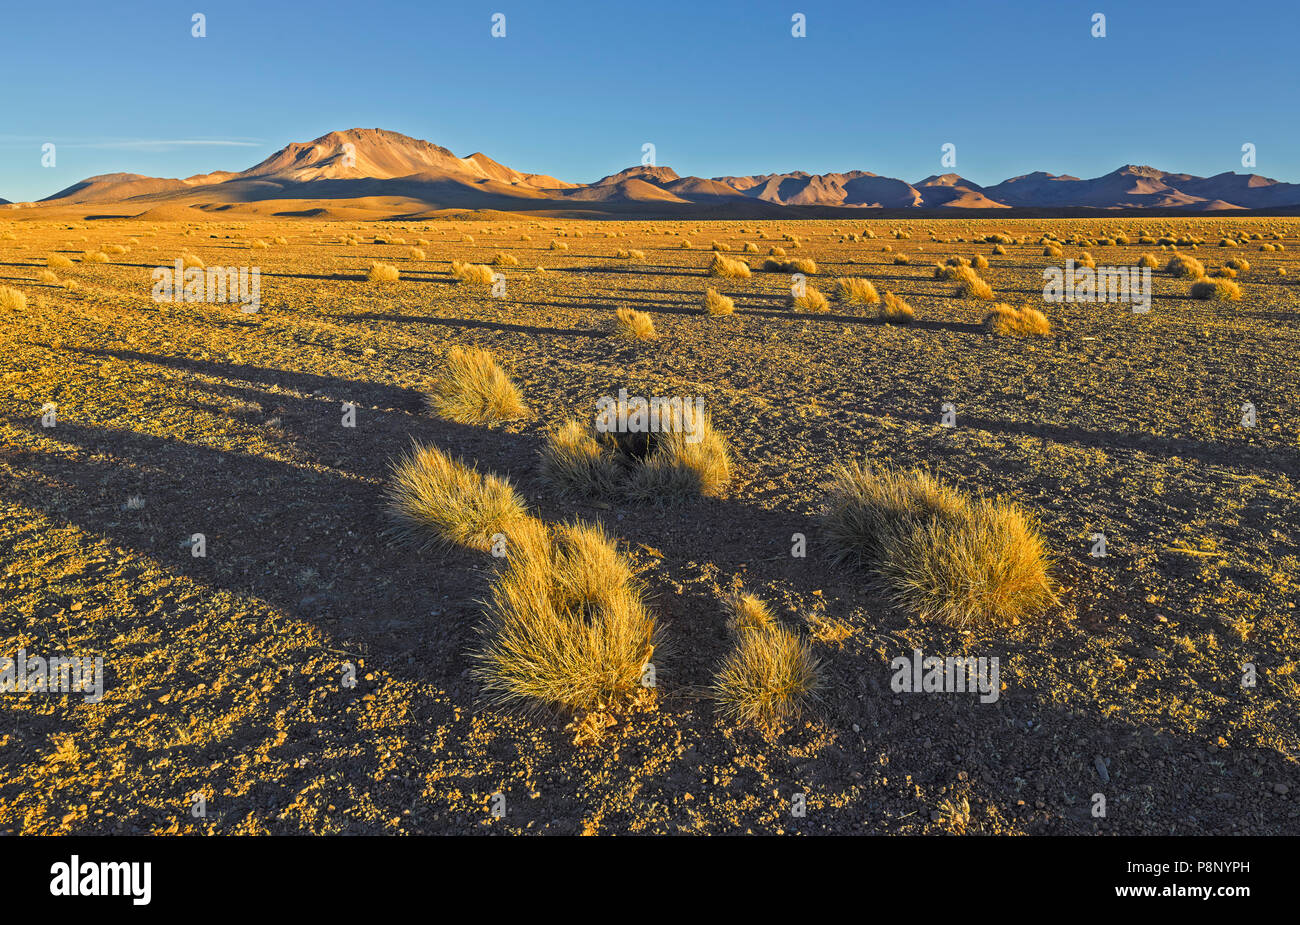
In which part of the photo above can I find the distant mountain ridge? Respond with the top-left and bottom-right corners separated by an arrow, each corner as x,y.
17,128 -> 1300,217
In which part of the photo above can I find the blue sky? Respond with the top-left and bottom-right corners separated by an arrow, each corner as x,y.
1,0 -> 1296,201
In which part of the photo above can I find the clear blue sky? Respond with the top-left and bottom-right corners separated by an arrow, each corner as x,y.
1,0 -> 1296,201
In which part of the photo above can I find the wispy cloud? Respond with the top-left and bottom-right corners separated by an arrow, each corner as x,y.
0,135 -> 263,151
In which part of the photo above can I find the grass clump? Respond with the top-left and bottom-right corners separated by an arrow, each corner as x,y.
702,287 -> 735,315
712,589 -> 821,729
541,399 -> 731,502
879,291 -> 915,323
951,265 -> 994,300
824,462 -> 1055,627
427,345 -> 527,424
1190,278 -> 1242,301
0,286 -> 27,311
47,254 -> 74,269
386,443 -> 528,551
614,307 -> 657,340
1165,253 -> 1206,279
835,277 -> 879,305
450,260 -> 496,285
709,253 -> 751,279
367,261 -> 400,283
763,257 -> 817,275
472,519 -> 658,713
983,303 -> 1051,336
788,284 -> 829,312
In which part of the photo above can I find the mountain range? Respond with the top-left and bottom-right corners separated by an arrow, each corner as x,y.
6,128 -> 1300,219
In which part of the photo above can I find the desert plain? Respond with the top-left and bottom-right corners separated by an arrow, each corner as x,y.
0,214 -> 1297,835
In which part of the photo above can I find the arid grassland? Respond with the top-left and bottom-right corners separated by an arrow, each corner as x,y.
1,216 -> 1297,834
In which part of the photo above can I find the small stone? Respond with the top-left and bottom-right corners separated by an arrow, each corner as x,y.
1093,755 -> 1110,784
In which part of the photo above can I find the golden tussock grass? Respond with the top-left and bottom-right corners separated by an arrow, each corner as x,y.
879,290 -> 915,322
702,287 -> 735,315
406,247 -> 426,260
763,257 -> 818,275
541,400 -> 732,502
450,260 -> 496,285
83,250 -> 109,264
614,307 -> 657,339
47,254 -> 73,269
539,420 -> 624,498
824,463 -> 1055,628
951,265 -> 994,300
834,277 -> 879,305
427,345 -> 527,424
367,261 -> 400,283
1190,278 -> 1242,301
472,518 -> 658,713
983,303 -> 1051,336
708,253 -> 751,279
788,285 -> 829,312
1165,253 -> 1206,279
1225,257 -> 1250,272
386,442 -> 528,551
37,269 -> 57,284
712,588 -> 821,729
179,253 -> 205,269
0,286 -> 27,311
491,252 -> 519,266
1137,253 -> 1159,268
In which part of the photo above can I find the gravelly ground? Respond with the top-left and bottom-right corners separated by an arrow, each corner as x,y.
1,216 -> 1297,834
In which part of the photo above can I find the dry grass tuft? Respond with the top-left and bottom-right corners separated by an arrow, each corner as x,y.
879,290 -> 915,323
0,286 -> 27,311
614,307 -> 657,339
1190,278 -> 1242,301
1165,253 -> 1206,279
542,399 -> 732,502
367,262 -> 400,283
472,518 -> 658,713
386,443 -> 528,551
788,285 -> 829,312
763,257 -> 818,275
702,287 -> 735,315
952,265 -> 994,300
427,346 -> 527,424
539,421 -> 624,498
47,254 -> 74,269
713,589 -> 821,728
983,303 -> 1051,336
835,277 -> 880,305
709,253 -> 751,279
179,253 -> 205,269
450,260 -> 496,285
825,463 -> 1055,627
